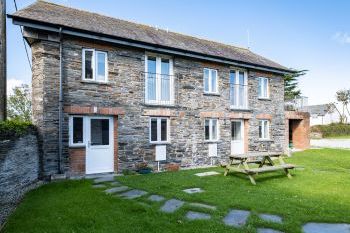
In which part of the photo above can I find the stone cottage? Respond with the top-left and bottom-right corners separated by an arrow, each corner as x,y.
9,1 -> 307,177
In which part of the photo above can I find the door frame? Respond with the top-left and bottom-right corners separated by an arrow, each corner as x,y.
85,115 -> 114,174
231,119 -> 244,155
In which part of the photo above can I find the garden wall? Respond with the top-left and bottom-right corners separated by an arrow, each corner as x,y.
0,131 -> 41,227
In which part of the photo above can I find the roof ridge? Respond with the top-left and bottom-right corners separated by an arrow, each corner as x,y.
31,1 -> 250,52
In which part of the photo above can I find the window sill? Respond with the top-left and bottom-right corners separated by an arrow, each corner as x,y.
204,140 -> 220,143
81,80 -> 110,85
230,107 -> 252,112
203,92 -> 220,97
69,144 -> 86,148
143,103 -> 176,108
258,139 -> 274,142
258,97 -> 271,101
150,142 -> 171,145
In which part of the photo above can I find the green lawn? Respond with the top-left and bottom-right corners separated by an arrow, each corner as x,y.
323,135 -> 350,139
2,149 -> 350,233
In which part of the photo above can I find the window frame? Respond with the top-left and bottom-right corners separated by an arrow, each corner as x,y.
204,118 -> 220,142
259,119 -> 270,140
82,48 -> 108,83
69,115 -> 86,147
149,117 -> 170,144
203,68 -> 219,94
230,70 -> 248,109
145,54 -> 174,105
258,77 -> 269,99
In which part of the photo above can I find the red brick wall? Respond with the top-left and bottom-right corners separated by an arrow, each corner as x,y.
113,116 -> 118,173
285,111 -> 310,150
69,148 -> 86,174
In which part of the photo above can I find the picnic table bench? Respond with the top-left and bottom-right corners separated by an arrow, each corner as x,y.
222,151 -> 296,185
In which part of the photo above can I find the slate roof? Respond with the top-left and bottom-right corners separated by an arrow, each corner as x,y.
302,104 -> 332,116
11,1 -> 292,73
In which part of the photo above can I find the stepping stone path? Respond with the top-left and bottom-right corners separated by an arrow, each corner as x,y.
104,186 -> 129,194
110,181 -> 120,186
195,171 -> 220,177
185,211 -> 211,220
148,195 -> 165,202
92,184 -> 106,189
160,199 -> 184,213
257,228 -> 284,233
94,176 -> 115,183
119,189 -> 148,199
259,213 -> 283,224
303,222 -> 350,233
183,188 -> 204,194
188,202 -> 217,210
223,209 -> 250,227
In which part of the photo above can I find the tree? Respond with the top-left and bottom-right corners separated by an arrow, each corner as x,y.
7,84 -> 32,122
331,89 -> 350,124
284,70 -> 307,101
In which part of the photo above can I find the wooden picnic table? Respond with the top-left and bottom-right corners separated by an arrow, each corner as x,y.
223,151 -> 295,185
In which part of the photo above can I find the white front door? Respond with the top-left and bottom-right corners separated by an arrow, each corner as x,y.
86,116 -> 114,174
231,120 -> 244,155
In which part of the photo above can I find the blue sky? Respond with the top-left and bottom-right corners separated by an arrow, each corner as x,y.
6,0 -> 350,104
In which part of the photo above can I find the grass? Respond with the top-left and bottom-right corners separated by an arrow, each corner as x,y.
323,135 -> 350,139
2,149 -> 350,233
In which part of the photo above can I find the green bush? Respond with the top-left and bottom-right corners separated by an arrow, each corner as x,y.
311,123 -> 350,137
0,120 -> 35,140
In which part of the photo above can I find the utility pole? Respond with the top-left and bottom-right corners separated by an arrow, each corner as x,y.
0,0 -> 6,121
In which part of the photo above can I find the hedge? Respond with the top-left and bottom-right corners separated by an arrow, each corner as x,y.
311,123 -> 350,137
0,120 -> 35,140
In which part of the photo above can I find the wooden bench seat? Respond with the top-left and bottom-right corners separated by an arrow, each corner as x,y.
245,164 -> 295,174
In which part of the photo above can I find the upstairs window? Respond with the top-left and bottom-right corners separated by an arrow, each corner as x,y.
203,68 -> 218,94
145,55 -> 174,105
150,117 -> 169,143
259,120 -> 270,139
230,70 -> 248,109
205,119 -> 219,141
82,49 -> 108,82
258,77 -> 269,99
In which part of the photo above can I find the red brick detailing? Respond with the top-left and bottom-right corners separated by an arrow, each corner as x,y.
64,105 -> 125,115
113,116 -> 118,173
285,111 -> 310,150
142,109 -> 175,117
179,111 -> 185,118
244,120 -> 249,153
227,112 -> 252,119
199,111 -> 225,118
256,113 -> 272,120
69,148 -> 86,174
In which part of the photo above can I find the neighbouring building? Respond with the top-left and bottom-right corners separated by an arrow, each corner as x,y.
302,104 -> 340,126
10,1 -> 309,177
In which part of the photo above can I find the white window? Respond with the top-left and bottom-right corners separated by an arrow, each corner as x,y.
145,55 -> 174,105
230,70 -> 248,109
69,116 -> 85,146
149,117 -> 169,143
205,119 -> 219,141
259,120 -> 270,139
203,68 -> 218,94
82,49 -> 108,82
258,77 -> 269,99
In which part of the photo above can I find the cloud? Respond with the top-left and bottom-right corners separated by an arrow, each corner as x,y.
7,78 -> 24,96
332,32 -> 350,44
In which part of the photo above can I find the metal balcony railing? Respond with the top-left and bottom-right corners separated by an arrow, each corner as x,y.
284,96 -> 308,111
141,72 -> 177,106
230,84 -> 248,109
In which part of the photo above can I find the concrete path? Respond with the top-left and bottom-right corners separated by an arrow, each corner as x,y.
311,139 -> 350,149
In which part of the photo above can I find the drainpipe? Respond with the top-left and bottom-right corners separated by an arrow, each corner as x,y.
58,27 -> 63,174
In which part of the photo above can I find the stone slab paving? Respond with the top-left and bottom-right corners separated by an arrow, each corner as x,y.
94,176 -> 115,183
148,195 -> 165,202
110,181 -> 120,186
160,199 -> 185,213
259,213 -> 283,224
188,202 -> 217,210
92,184 -> 107,189
194,171 -> 220,177
104,186 -> 129,194
223,209 -> 250,227
185,211 -> 211,220
183,188 -> 204,194
302,223 -> 350,233
119,189 -> 148,199
257,228 -> 284,233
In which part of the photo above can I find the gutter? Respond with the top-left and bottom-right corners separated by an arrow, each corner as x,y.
58,27 -> 63,174
9,15 -> 296,75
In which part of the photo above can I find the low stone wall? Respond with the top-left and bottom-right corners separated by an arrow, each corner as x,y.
0,131 -> 41,227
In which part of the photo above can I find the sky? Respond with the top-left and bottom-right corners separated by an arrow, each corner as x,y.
5,0 -> 350,104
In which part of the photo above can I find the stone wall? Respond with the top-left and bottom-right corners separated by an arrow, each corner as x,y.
0,132 -> 40,226
28,32 -> 286,175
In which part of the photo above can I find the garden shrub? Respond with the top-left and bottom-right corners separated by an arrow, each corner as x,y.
311,123 -> 350,137
0,120 -> 35,140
